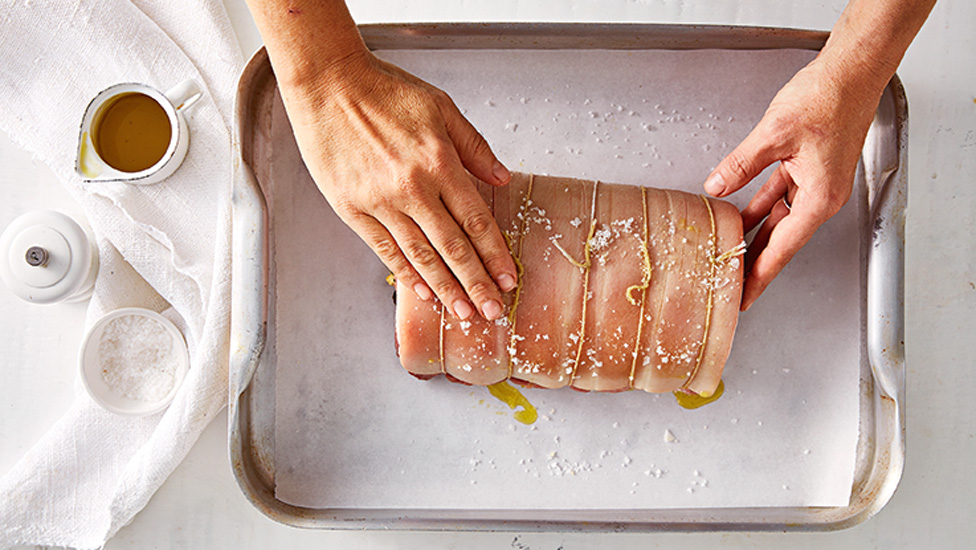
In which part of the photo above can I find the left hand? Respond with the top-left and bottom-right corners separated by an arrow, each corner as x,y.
281,50 -> 518,321
703,55 -> 882,310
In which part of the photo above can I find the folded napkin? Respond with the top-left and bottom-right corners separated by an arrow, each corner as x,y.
0,1 -> 244,548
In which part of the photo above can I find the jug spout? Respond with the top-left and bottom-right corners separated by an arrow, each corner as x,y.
76,130 -> 108,179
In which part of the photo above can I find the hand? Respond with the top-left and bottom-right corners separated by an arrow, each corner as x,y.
703,55 -> 881,311
279,49 -> 518,321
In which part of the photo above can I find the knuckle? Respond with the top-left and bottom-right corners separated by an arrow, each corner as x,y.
465,279 -> 495,300
392,170 -> 422,197
330,195 -> 362,219
426,144 -> 459,174
392,169 -> 434,207
466,132 -> 492,157
723,150 -> 756,181
440,235 -> 472,262
433,279 -> 458,299
360,187 -> 389,213
373,237 -> 400,259
429,87 -> 454,110
371,235 -> 401,262
461,211 -> 494,239
404,241 -> 439,267
810,185 -> 851,220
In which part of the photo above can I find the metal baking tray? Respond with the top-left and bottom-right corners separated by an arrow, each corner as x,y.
229,23 -> 907,531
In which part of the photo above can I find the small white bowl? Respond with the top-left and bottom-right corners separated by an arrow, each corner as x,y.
79,307 -> 189,416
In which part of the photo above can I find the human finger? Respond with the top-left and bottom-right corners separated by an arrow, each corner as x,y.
440,176 -> 519,293
407,188 -> 510,321
436,91 -> 512,187
740,199 -> 823,311
741,163 -> 794,234
703,117 -> 789,198
343,210 -> 434,302
377,207 -> 483,320
743,195 -> 791,275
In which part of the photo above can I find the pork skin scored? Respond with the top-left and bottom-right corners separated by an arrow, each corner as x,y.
395,172 -> 744,396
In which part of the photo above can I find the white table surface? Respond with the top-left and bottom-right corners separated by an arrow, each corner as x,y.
2,1 -> 973,548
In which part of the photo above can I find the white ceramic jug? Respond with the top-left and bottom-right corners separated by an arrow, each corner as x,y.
75,80 -> 201,185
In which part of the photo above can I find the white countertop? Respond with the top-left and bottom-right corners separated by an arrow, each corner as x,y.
2,1 -> 973,548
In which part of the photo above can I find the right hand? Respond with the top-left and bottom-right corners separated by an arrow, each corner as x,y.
278,49 -> 518,321
703,55 -> 880,310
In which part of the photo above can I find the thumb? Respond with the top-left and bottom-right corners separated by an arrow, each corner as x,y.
439,99 -> 511,187
704,119 -> 786,198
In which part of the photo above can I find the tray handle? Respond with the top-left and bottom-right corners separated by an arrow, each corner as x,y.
865,81 -> 907,405
229,162 -> 268,401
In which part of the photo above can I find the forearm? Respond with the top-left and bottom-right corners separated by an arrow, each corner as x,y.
244,0 -> 368,91
819,0 -> 935,92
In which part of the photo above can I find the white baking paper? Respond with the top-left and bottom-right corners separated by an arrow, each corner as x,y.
270,48 -> 861,509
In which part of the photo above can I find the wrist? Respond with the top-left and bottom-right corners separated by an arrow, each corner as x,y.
277,46 -> 374,101
818,0 -> 935,95
812,48 -> 890,116
817,38 -> 896,101
246,0 -> 371,94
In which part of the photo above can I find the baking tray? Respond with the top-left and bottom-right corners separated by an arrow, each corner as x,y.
229,23 -> 907,531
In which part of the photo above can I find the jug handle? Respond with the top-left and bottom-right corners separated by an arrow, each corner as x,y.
166,79 -> 203,111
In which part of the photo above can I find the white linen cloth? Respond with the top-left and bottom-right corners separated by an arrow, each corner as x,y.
0,1 -> 244,548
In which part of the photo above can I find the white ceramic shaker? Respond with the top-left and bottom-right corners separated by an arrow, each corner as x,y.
0,210 -> 99,304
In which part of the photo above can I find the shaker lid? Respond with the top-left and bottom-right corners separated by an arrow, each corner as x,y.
0,210 -> 94,303
7,224 -> 73,288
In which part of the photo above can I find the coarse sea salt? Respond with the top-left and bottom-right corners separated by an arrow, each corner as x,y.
98,314 -> 180,403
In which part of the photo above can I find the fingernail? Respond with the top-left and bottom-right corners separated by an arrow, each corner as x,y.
492,160 -> 510,184
481,299 -> 502,320
496,273 -> 517,292
414,283 -> 433,301
453,299 -> 474,320
704,172 -> 725,196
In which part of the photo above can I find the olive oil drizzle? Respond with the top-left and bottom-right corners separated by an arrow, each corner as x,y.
675,379 -> 725,409
488,381 -> 538,424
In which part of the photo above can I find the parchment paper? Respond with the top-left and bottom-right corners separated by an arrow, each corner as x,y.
270,48 -> 861,509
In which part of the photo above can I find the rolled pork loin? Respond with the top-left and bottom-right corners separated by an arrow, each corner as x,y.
395,172 -> 745,396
